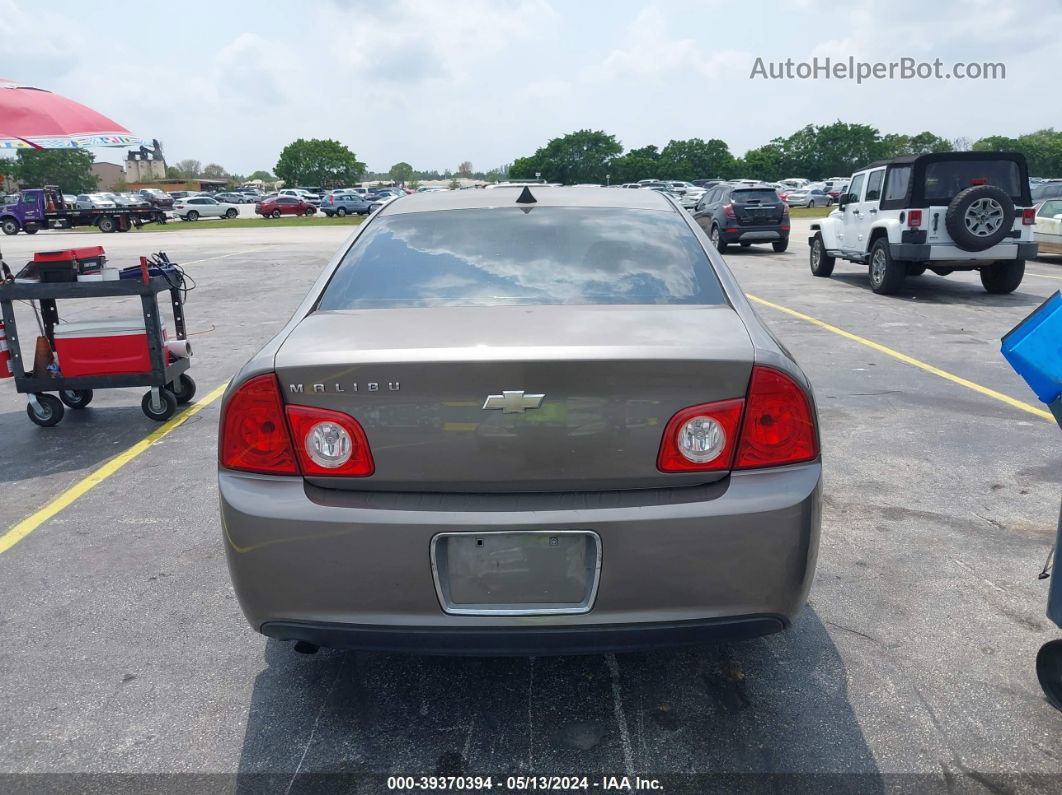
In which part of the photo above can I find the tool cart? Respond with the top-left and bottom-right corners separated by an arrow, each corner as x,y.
0,252 -> 195,426
1000,290 -> 1062,711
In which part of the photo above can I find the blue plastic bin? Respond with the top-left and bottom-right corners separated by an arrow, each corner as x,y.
1001,290 -> 1062,404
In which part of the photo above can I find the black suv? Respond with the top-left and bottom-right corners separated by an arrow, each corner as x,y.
693,183 -> 790,253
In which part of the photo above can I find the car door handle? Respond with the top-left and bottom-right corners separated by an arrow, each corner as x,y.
868,208 -> 877,214
851,210 -> 861,216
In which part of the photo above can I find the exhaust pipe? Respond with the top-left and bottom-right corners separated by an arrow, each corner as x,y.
293,640 -> 319,655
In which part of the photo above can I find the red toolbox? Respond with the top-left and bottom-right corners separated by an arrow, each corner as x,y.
33,247 -> 107,268
53,319 -> 153,377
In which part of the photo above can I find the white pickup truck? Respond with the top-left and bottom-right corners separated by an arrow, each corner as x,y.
808,152 -> 1039,295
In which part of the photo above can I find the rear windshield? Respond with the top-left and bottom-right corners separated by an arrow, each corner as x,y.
317,207 -> 726,309
732,189 -> 780,203
924,159 -> 1022,202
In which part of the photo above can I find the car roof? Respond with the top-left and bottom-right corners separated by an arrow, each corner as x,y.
380,186 -> 676,215
860,150 -> 1028,172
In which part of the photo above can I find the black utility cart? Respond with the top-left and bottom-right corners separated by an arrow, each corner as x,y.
0,275 -> 195,426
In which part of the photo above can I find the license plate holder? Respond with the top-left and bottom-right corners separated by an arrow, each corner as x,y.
431,530 -> 601,616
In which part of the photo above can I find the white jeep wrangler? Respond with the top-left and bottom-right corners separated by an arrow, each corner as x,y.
809,152 -> 1038,295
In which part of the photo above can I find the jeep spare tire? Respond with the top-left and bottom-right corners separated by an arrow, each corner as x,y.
945,185 -> 1014,252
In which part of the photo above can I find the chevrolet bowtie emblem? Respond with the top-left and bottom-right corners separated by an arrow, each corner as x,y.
482,390 -> 545,413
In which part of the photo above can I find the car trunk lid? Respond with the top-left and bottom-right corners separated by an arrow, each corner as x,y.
274,305 -> 754,492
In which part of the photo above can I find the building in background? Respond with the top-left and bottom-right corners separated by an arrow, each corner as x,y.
124,139 -> 166,183
90,162 -> 124,191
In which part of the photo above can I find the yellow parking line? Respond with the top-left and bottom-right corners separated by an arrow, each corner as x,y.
0,382 -> 229,557
746,294 -> 1054,422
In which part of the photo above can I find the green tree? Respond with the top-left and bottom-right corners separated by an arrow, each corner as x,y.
976,129 -> 1062,176
246,169 -> 275,182
274,138 -> 365,188
509,130 -> 622,184
388,161 -> 414,184
10,149 -> 96,192
658,138 -> 735,181
174,159 -> 201,178
165,165 -> 182,179
448,177 -> 461,190
879,131 -> 952,158
772,122 -> 875,178
457,161 -> 473,177
608,145 -> 661,183
735,143 -> 784,181
202,163 -> 228,179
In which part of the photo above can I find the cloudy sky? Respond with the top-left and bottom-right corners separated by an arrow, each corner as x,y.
2,0 -> 1058,175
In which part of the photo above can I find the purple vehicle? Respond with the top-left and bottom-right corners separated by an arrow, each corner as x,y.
1,185 -> 162,235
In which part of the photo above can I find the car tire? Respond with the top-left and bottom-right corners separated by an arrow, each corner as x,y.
23,224 -> 38,234
59,389 -> 93,409
1037,639 -> 1062,711
709,226 -> 728,253
868,238 -> 906,294
141,389 -> 178,422
1,217 -> 20,235
980,259 -> 1024,294
271,209 -> 281,219
27,394 -> 64,427
186,210 -> 199,221
304,208 -> 315,216
97,215 -> 116,233
225,208 -> 237,219
809,233 -> 835,277
170,374 -> 197,405
336,207 -> 347,217
945,185 -> 1014,252
808,199 -> 816,208
772,238 -> 789,253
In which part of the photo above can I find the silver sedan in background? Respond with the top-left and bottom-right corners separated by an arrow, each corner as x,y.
218,187 -> 822,655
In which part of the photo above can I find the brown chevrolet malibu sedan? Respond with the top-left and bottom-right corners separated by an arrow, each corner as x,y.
218,186 -> 821,654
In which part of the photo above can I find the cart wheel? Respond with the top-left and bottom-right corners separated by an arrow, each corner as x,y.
141,389 -> 178,422
59,389 -> 94,409
27,394 -> 64,427
170,374 -> 197,405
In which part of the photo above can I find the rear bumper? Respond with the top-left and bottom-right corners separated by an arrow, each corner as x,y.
220,463 -> 821,653
891,241 -> 1038,261
720,225 -> 788,243
262,615 -> 787,655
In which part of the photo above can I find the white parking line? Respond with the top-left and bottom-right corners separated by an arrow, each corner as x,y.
182,248 -> 271,265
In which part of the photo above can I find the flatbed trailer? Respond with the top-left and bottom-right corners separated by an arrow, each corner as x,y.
1,185 -> 165,236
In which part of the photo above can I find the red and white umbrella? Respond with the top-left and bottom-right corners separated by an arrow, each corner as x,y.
0,79 -> 139,150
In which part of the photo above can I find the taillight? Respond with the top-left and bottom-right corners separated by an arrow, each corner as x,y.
907,209 -> 923,228
657,399 -> 744,472
328,195 -> 334,204
723,203 -> 736,219
734,367 -> 817,470
286,405 -> 374,476
220,374 -> 298,475
220,375 -> 375,477
1022,207 -> 1035,225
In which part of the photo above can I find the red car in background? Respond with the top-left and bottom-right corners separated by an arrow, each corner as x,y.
255,196 -> 316,218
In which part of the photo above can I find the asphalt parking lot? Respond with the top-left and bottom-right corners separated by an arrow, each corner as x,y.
0,219 -> 1060,791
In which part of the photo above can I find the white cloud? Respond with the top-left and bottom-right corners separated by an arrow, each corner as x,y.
6,0 -> 1059,174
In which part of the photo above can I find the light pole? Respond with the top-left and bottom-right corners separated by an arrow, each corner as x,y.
535,172 -> 541,183
606,173 -> 610,186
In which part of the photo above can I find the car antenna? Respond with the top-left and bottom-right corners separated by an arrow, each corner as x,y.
515,186 -> 537,204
